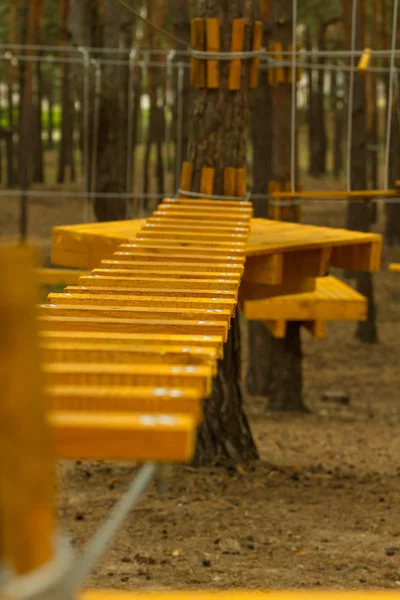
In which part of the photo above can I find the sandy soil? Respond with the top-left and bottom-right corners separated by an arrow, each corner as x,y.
1,175 -> 400,591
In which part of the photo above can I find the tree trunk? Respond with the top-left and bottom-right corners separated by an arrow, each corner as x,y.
93,0 -> 131,221
266,0 -> 307,412
344,0 -> 379,344
246,0 -> 273,397
32,59 -> 44,183
188,0 -> 258,466
385,76 -> 400,245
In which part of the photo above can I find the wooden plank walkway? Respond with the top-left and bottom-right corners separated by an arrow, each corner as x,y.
41,198 -> 253,460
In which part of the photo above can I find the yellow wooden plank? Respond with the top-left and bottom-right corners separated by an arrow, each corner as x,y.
43,363 -> 213,396
153,208 -> 250,223
0,245 -> 54,575
103,259 -> 244,275
39,304 -> 232,325
91,267 -> 242,283
65,285 -> 237,300
243,276 -> 367,322
113,249 -> 245,265
48,292 -> 236,314
46,385 -> 203,423
119,243 -> 245,259
81,591 -> 400,600
39,331 -> 224,357
146,219 -> 249,233
162,197 -> 253,210
80,275 -> 239,292
388,263 -> 400,272
39,316 -> 228,342
240,278 -> 316,306
49,411 -> 196,462
40,342 -> 219,372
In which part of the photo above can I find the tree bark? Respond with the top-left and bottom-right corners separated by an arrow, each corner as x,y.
188,0 -> 258,466
266,0 -> 307,412
344,0 -> 379,344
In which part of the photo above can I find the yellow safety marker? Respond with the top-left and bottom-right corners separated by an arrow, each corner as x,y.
40,342 -> 219,372
43,363 -> 213,396
47,385 -> 203,423
39,304 -> 232,326
38,316 -> 229,341
80,275 -> 240,292
388,263 -> 400,272
100,259 -> 244,276
37,268 -> 90,286
39,330 -> 224,356
48,292 -> 236,315
65,285 -> 237,300
0,246 -> 55,575
49,411 -> 196,462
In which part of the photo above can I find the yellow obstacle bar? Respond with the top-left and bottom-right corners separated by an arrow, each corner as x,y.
49,411 -> 196,462
358,47 -> 371,73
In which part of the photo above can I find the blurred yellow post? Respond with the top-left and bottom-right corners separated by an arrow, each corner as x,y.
0,245 -> 55,576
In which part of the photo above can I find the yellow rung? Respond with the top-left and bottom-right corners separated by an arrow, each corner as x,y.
80,274 -> 240,292
102,259 -> 244,275
48,292 -> 236,314
91,267 -> 242,282
49,411 -> 196,462
39,303 -> 232,325
39,330 -> 224,357
39,316 -> 229,342
41,342 -> 218,373
358,47 -> 371,73
46,385 -> 204,423
43,363 -> 213,396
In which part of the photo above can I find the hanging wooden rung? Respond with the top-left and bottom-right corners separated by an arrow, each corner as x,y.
206,18 -> 220,88
229,18 -> 245,91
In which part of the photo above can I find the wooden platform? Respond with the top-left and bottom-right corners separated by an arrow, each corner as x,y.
241,276 -> 367,339
81,592 -> 400,600
51,213 -> 383,282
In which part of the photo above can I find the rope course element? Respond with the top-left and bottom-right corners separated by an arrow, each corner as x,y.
346,0 -> 358,192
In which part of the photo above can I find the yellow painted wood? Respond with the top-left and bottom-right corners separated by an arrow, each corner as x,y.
80,274 -> 240,292
152,208 -> 251,223
138,229 -> 247,243
161,197 -> 253,210
37,268 -> 90,286
51,218 -> 381,276
388,263 -> 400,272
102,259 -> 244,275
120,243 -> 245,259
49,411 -> 196,462
240,277 -> 316,305
0,246 -> 55,575
46,385 -> 203,422
43,363 -> 213,396
65,285 -> 237,300
114,249 -> 245,264
90,268 -> 241,284
39,315 -> 228,341
41,342 -> 218,374
243,276 -> 367,322
146,218 -> 250,233
48,293 -> 236,314
39,331 -> 224,357
39,304 -> 232,326
81,591 -> 400,600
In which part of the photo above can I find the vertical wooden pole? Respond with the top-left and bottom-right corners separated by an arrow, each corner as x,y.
0,246 -> 55,575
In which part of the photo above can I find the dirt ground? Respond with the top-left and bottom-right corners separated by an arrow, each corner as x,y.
2,176 -> 400,591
